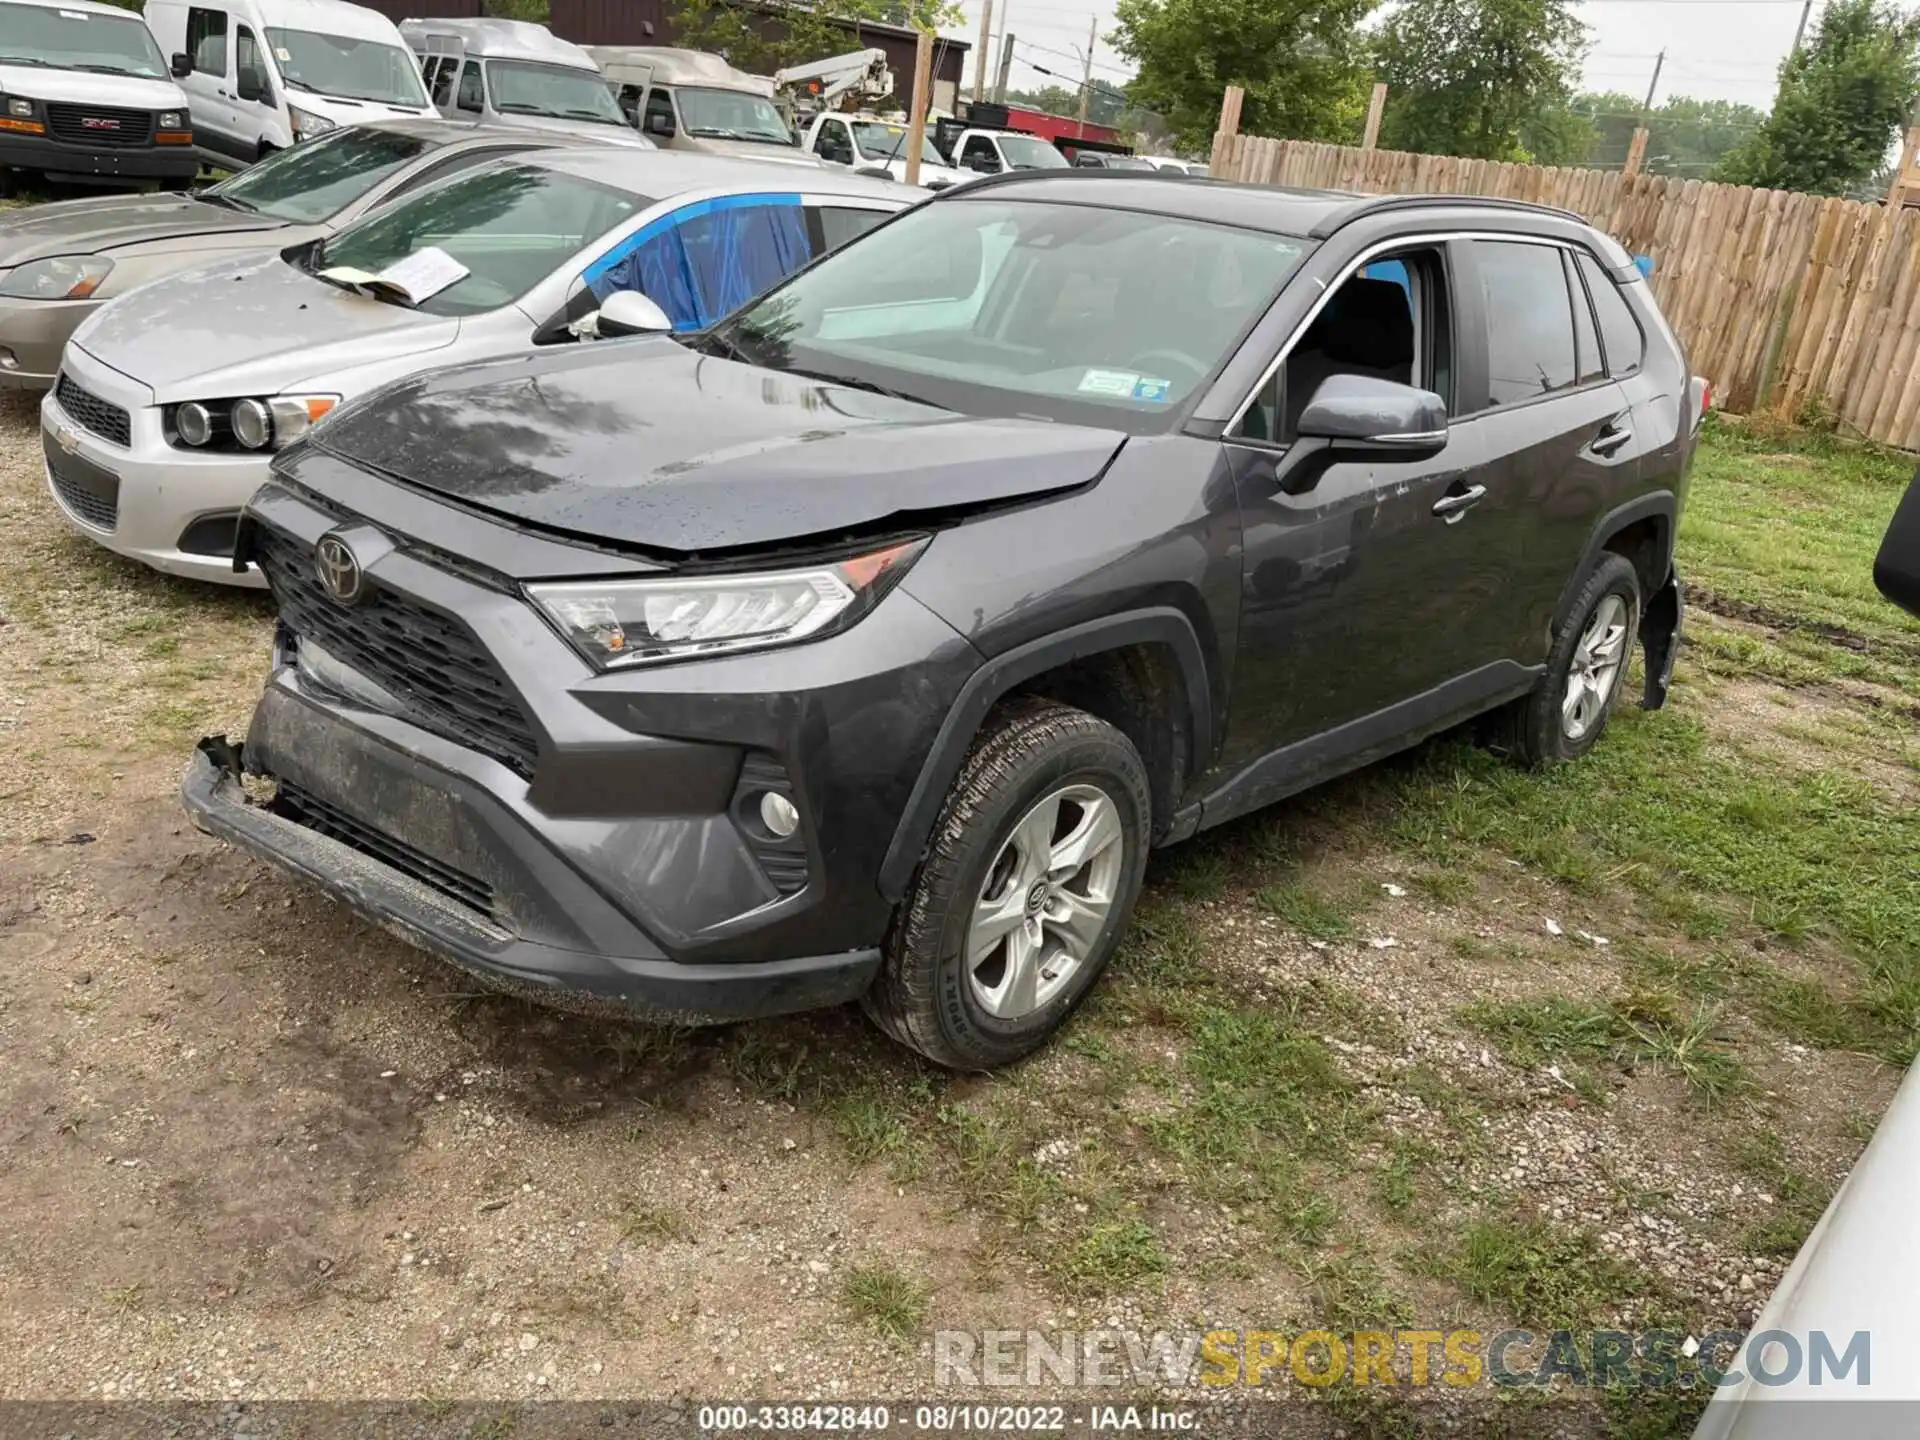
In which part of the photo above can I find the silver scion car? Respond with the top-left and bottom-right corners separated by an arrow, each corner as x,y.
42,149 -> 917,586
0,117 -> 620,388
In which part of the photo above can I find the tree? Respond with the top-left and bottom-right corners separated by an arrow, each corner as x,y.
1565,92 -> 1767,175
670,0 -> 960,80
1006,83 -> 1131,128
1109,0 -> 1377,153
1714,0 -> 1920,195
1373,0 -> 1587,162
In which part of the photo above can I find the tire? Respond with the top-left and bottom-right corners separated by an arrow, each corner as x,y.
864,697 -> 1151,1070
1504,553 -> 1642,767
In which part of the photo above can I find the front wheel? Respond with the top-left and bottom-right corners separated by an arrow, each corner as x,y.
864,698 -> 1151,1070
1504,553 -> 1642,766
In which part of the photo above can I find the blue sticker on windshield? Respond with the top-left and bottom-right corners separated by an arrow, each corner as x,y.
1133,377 -> 1172,403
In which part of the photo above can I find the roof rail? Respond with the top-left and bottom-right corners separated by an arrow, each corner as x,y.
1307,192 -> 1585,238
926,167 -> 1208,198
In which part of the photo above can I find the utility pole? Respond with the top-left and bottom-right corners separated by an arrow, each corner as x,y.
1791,0 -> 1815,56
972,0 -> 994,104
994,31 -> 1014,102
905,27 -> 932,187
1624,48 -> 1663,176
1076,15 -> 1096,133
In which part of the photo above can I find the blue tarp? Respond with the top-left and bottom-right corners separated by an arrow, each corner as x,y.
583,193 -> 811,331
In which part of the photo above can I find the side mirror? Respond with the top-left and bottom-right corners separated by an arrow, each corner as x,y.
645,112 -> 674,138
170,52 -> 192,79
593,290 -> 674,338
236,69 -> 264,104
1873,470 -> 1920,618
1295,374 -> 1448,458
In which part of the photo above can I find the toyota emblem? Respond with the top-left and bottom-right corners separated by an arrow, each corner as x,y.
314,532 -> 365,604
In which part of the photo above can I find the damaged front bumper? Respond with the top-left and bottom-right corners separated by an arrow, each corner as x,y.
1639,573 -> 1683,710
181,735 -> 880,1024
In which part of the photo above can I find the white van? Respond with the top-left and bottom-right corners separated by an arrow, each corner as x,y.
400,17 -> 630,136
584,46 -> 817,166
0,0 -> 197,192
144,0 -> 434,166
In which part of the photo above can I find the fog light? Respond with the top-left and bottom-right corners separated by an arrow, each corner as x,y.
0,347 -> 16,371
176,401 -> 212,446
232,397 -> 270,450
759,791 -> 800,838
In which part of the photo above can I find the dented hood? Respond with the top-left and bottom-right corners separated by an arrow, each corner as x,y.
308,341 -> 1127,554
70,249 -> 458,401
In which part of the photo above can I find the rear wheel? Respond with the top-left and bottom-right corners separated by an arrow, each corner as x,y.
864,698 -> 1151,1070
1504,553 -> 1641,766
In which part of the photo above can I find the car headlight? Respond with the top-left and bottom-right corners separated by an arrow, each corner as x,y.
0,255 -> 112,300
168,393 -> 338,450
6,97 -> 33,118
528,539 -> 925,669
290,105 -> 335,140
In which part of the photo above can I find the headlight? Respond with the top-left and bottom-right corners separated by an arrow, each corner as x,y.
158,109 -> 183,129
528,539 -> 925,669
167,393 -> 337,451
0,255 -> 112,300
290,105 -> 335,140
6,97 -> 32,118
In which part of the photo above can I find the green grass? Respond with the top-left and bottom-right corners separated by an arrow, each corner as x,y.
1429,1214 -> 1658,1329
1682,418 -> 1920,690
841,1264 -> 930,1344
1255,878 -> 1365,941
1462,992 -> 1755,1105
1059,1218 -> 1168,1291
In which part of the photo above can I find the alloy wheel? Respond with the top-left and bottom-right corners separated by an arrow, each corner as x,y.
1563,594 -> 1632,741
966,783 -> 1126,1020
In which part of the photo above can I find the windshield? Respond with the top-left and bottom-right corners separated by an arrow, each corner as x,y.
489,59 -> 626,125
997,134 -> 1068,170
0,5 -> 167,78
852,121 -> 942,167
313,163 -> 642,317
265,28 -> 427,107
207,125 -> 429,222
677,85 -> 794,145
720,198 -> 1310,429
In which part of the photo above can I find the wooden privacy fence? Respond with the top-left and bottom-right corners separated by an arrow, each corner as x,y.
1210,133 -> 1920,451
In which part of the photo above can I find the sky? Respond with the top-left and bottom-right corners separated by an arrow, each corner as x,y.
935,0 -> 1814,126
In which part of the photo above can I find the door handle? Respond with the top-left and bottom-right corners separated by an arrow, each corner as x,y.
1432,484 -> 1487,523
1589,419 -> 1634,457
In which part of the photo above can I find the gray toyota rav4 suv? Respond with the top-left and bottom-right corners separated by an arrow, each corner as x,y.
186,173 -> 1705,1069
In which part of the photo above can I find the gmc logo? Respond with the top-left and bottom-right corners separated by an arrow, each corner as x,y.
80,117 -> 120,130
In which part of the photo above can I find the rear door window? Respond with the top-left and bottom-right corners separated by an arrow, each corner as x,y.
1474,239 -> 1577,407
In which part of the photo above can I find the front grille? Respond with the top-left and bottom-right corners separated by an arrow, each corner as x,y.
44,432 -> 119,531
252,522 -> 542,776
54,373 -> 130,448
45,103 -> 155,148
273,779 -> 495,918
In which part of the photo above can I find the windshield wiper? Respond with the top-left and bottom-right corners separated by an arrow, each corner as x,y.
74,63 -> 148,77
783,365 -> 942,408
0,55 -> 53,67
195,190 -> 256,213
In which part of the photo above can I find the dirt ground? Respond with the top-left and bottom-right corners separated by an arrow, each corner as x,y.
1,392 -> 1911,1431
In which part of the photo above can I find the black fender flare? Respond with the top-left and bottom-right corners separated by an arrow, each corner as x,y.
1551,490 -> 1677,633
876,608 -> 1214,902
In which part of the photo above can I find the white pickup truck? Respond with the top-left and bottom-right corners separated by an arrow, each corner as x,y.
944,128 -> 1073,176
799,112 -> 964,188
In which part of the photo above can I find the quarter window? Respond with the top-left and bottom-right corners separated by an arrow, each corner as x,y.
816,205 -> 889,251
456,59 -> 484,113
186,6 -> 227,75
1475,239 -> 1577,407
1578,251 -> 1645,377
